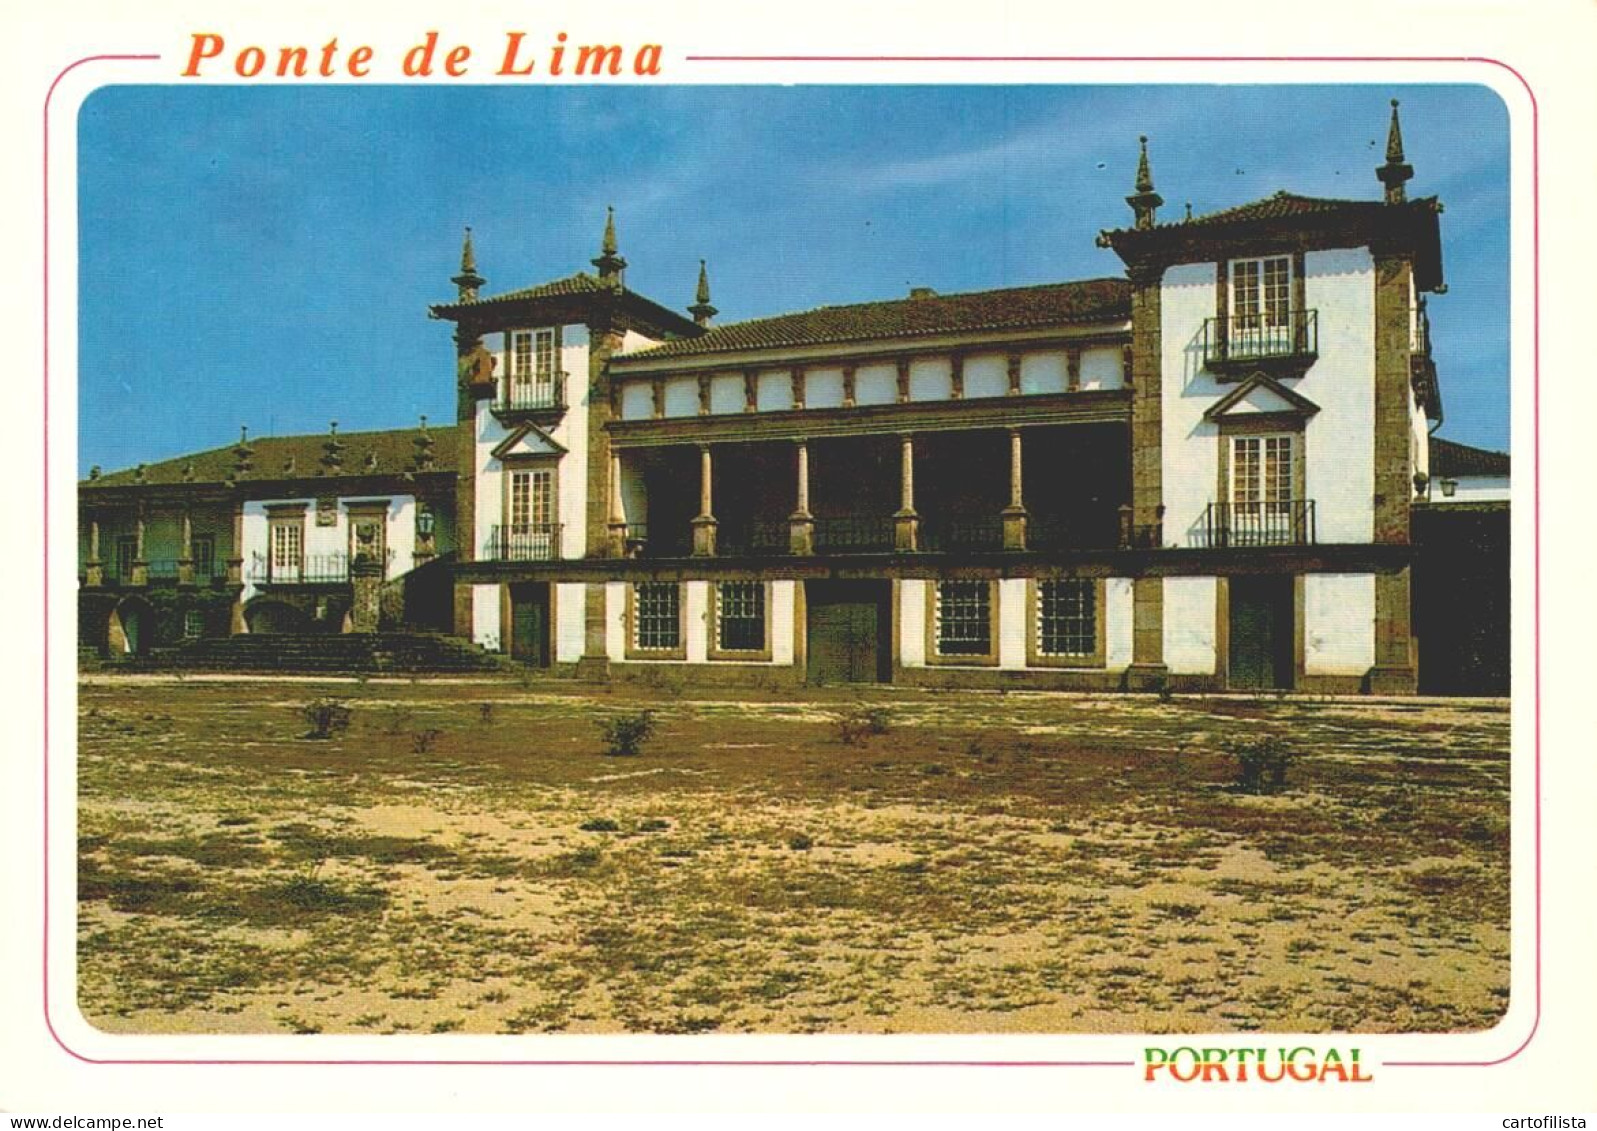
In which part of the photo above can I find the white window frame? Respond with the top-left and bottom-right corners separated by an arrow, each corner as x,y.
508,328 -> 558,405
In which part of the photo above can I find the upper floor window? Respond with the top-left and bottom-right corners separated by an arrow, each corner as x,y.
508,328 -> 558,408
270,518 -> 303,577
1231,256 -> 1292,332
191,534 -> 216,579
508,468 -> 555,530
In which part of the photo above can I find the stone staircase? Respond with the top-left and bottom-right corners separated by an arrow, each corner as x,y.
149,633 -> 512,675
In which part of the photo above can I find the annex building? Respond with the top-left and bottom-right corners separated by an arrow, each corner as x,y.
77,102 -> 1510,694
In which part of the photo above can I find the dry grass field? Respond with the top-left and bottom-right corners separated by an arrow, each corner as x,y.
76,675 -> 1511,1035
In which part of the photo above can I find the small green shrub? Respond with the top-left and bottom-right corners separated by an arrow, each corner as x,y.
596,710 -> 657,757
787,833 -> 815,852
301,699 -> 352,740
1233,735 -> 1301,794
580,817 -> 621,833
637,818 -> 670,833
411,728 -> 443,754
478,702 -> 496,726
835,705 -> 892,745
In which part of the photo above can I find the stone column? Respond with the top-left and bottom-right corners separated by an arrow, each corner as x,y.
691,444 -> 718,556
1368,253 -> 1418,693
1124,262 -> 1168,690
131,511 -> 148,586
790,439 -> 815,555
1001,428 -> 1028,551
894,435 -> 920,552
84,518 -> 103,587
226,501 -> 245,588
349,556 -> 383,633
606,450 -> 628,557
177,511 -> 195,586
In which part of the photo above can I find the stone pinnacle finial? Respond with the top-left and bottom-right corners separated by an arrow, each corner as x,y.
591,205 -> 628,288
1386,99 -> 1406,163
1126,135 -> 1164,231
1377,99 -> 1415,204
689,259 -> 718,327
452,226 -> 486,301
1135,135 -> 1154,193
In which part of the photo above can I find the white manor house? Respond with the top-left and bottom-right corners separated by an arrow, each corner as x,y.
77,102 -> 1510,695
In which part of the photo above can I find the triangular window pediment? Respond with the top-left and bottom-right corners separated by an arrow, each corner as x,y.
1204,372 -> 1320,422
490,424 -> 567,461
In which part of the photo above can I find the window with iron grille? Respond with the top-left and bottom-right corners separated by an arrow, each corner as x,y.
182,609 -> 205,639
633,582 -> 680,651
935,581 -> 991,656
1037,579 -> 1096,657
716,582 -> 765,652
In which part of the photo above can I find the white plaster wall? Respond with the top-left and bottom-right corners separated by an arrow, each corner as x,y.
1304,573 -> 1375,675
756,370 -> 792,412
1164,576 -> 1217,675
662,376 -> 698,418
240,494 -> 415,604
709,373 -> 744,415
472,400 -> 502,560
1439,475 -> 1510,503
771,580 -> 796,666
1019,350 -> 1068,395
472,582 -> 501,650
1079,346 -> 1124,391
619,382 -> 654,421
805,368 -> 846,410
556,582 -> 585,663
605,581 -> 626,661
1106,577 -> 1134,669
962,353 -> 1008,399
854,363 -> 897,406
998,577 -> 1026,670
684,581 -> 709,663
474,323 -> 592,560
899,579 -> 927,667
1300,249 -> 1375,543
909,358 -> 953,402
1160,262 -> 1223,549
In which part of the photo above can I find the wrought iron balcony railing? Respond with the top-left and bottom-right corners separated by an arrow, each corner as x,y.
495,373 -> 568,414
919,516 -> 1005,552
1202,310 -> 1318,370
484,524 -> 564,561
1202,500 -> 1317,548
248,551 -> 384,584
813,516 -> 896,553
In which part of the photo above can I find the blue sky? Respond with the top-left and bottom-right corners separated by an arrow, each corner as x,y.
77,83 -> 1510,474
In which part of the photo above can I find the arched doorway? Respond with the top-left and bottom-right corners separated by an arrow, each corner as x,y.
244,600 -> 310,635
107,596 -> 154,657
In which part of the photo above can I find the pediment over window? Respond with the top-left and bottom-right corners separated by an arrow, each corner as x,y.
1203,372 -> 1320,423
490,423 -> 567,461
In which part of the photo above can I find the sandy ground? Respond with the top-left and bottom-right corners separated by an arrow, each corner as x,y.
76,677 -> 1511,1035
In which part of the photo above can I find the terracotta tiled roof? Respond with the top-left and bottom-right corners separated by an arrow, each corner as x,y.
436,272 -> 609,309
1112,190 -> 1442,236
83,426 -> 457,489
617,278 -> 1132,362
1430,438 -> 1510,478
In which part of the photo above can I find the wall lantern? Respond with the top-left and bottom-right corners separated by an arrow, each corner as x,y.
416,506 -> 436,538
1439,479 -> 1458,498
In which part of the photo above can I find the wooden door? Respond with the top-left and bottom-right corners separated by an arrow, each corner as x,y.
805,581 -> 891,684
1228,576 -> 1294,690
510,583 -> 551,667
